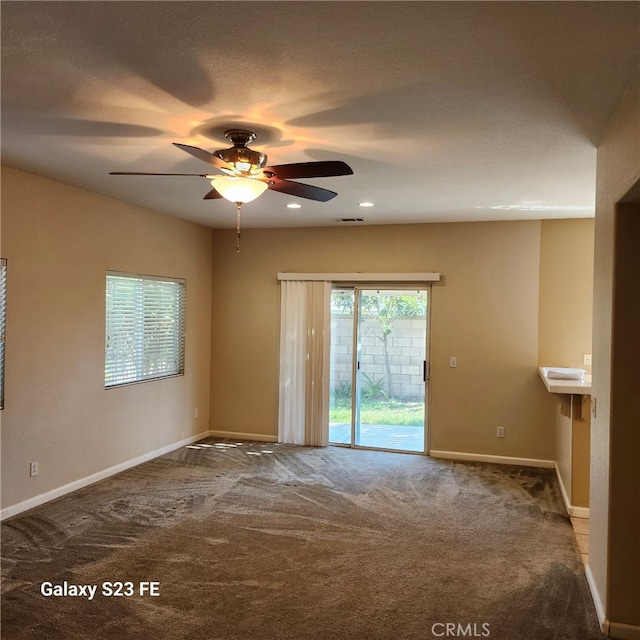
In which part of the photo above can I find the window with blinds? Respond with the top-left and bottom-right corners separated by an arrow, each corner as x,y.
105,272 -> 186,388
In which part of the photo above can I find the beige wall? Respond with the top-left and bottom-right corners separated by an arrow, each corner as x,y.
0,167 -> 213,512
538,218 -> 594,514
538,218 -> 594,370
211,220 -> 561,460
552,393 -> 592,512
554,396 -> 574,504
571,396 -> 591,509
592,65 -> 640,634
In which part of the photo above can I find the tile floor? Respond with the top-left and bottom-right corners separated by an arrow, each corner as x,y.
570,516 -> 589,566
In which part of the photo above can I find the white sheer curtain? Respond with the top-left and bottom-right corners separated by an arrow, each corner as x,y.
278,280 -> 331,446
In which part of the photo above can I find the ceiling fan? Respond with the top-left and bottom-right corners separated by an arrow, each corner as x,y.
110,128 -> 353,204
109,129 -> 353,252
110,129 -> 353,251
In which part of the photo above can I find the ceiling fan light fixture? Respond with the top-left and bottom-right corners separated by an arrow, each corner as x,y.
211,176 -> 268,203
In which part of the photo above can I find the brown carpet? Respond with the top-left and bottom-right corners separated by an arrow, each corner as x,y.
1,439 -> 603,639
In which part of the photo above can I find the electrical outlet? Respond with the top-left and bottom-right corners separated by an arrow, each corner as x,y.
30,461 -> 39,477
449,356 -> 458,368
194,408 -> 199,419
497,426 -> 505,438
583,353 -> 592,366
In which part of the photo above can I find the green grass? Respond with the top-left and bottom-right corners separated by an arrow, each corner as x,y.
330,397 -> 424,427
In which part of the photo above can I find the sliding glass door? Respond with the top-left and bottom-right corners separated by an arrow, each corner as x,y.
329,287 -> 429,453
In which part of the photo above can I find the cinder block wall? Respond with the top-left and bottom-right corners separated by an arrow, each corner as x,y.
330,316 -> 425,400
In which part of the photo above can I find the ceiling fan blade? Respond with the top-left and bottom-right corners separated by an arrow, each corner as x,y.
264,160 -> 353,180
268,178 -> 337,202
110,172 -> 208,176
173,143 -> 233,171
203,187 -> 224,200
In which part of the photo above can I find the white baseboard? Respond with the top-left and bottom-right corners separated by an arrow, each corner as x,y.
209,429 -> 278,443
585,564 -> 609,635
554,462 -> 572,513
0,431 -> 210,521
609,622 -> 640,640
554,463 -> 590,518
429,449 -> 555,469
569,505 -> 590,518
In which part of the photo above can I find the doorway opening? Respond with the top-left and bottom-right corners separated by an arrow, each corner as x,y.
329,287 -> 430,453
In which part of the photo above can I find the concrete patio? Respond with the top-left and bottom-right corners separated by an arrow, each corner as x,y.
329,423 -> 425,452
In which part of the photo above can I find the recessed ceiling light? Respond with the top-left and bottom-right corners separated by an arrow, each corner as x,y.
358,202 -> 374,207
287,203 -> 302,209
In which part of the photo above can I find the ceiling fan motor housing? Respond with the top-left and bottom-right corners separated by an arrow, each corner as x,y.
214,129 -> 268,174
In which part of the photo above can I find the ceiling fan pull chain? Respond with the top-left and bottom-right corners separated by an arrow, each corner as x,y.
235,202 -> 242,253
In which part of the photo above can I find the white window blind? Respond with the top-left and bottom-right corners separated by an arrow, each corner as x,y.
105,272 -> 186,388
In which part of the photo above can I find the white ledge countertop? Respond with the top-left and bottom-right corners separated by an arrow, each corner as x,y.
538,367 -> 592,395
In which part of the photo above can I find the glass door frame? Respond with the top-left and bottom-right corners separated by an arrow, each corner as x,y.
330,283 -> 432,455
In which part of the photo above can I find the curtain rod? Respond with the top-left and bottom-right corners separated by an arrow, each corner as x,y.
277,272 -> 441,282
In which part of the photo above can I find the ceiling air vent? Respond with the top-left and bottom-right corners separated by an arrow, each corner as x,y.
334,218 -> 365,223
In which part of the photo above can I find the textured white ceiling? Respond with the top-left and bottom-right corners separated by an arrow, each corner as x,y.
2,1 -> 639,229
